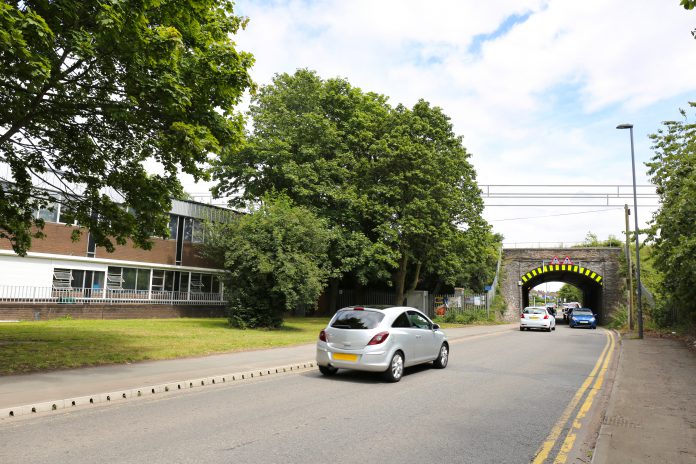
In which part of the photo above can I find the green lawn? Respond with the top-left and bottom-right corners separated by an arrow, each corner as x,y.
0,317 -> 329,375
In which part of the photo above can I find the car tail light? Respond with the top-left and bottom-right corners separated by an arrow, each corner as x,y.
520,313 -> 525,318
543,314 -> 549,320
319,330 -> 328,342
368,331 -> 389,345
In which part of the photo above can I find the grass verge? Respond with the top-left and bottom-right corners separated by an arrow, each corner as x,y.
0,317 -> 329,375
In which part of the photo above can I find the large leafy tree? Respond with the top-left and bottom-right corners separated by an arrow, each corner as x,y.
213,69 -> 394,302
214,70 -> 493,306
0,0 -> 254,255
646,103 -> 696,324
361,100 -> 486,303
204,196 -> 331,328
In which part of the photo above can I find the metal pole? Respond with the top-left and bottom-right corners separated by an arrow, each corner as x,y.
624,204 -> 634,331
618,124 -> 643,339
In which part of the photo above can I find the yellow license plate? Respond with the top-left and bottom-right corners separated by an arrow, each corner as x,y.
530,316 -> 540,320
333,353 -> 358,362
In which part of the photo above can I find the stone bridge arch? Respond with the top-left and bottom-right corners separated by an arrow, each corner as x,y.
500,247 -> 623,324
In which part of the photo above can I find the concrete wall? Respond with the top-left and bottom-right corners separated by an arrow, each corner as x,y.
500,248 -> 623,323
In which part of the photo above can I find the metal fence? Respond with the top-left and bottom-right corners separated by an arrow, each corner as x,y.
0,286 -> 226,305
334,289 -> 487,319
429,293 -> 487,318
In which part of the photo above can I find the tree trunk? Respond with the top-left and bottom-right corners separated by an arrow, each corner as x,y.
408,261 -> 422,293
394,253 -> 409,305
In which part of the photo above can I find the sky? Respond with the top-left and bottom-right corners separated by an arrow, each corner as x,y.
184,0 -> 696,251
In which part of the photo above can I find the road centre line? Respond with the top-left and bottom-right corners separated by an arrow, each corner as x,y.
552,330 -> 615,464
532,330 -> 613,464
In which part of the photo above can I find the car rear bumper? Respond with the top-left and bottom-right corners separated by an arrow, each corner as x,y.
520,320 -> 552,329
316,345 -> 391,372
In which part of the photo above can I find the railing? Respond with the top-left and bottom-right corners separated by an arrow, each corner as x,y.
0,286 -> 226,305
503,242 -> 622,249
429,293 -> 487,318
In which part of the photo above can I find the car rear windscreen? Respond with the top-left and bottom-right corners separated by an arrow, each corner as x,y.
331,310 -> 385,329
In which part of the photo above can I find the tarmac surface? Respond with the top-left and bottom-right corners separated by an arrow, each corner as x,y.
1,324 -> 694,463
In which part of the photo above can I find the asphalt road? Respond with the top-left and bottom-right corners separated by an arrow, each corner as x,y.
0,324 -> 610,464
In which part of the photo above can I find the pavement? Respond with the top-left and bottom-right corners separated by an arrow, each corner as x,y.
592,333 -> 696,464
1,324 -> 695,463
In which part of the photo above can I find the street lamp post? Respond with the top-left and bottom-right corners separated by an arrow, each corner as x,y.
617,123 -> 643,339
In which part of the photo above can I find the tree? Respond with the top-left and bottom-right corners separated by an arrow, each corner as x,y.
0,1 -> 254,256
574,231 -> 622,248
204,196 -> 332,328
361,100 -> 486,303
213,70 -> 493,306
557,284 -> 582,303
213,69 -> 397,300
646,103 -> 696,324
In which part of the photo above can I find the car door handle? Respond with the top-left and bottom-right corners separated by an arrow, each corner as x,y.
415,335 -> 422,339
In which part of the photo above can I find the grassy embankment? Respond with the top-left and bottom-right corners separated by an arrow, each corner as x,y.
0,317 -> 329,375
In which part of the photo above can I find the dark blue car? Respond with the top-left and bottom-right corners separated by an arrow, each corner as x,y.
568,308 -> 597,329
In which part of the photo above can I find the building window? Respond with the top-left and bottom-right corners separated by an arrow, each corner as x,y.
114,267 -> 151,291
183,218 -> 193,242
36,199 -> 60,223
168,215 -> 178,240
107,267 -> 124,289
53,269 -> 72,288
192,219 -> 205,243
136,269 -> 151,290
53,268 -> 105,290
182,217 -> 206,243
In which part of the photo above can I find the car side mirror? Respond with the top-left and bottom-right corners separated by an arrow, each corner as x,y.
432,324 -> 440,330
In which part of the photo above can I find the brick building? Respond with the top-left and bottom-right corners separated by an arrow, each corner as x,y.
0,196 -> 235,320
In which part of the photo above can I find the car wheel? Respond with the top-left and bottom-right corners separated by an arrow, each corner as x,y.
433,343 -> 449,369
319,365 -> 338,376
520,327 -> 524,331
383,351 -> 404,382
552,326 -> 556,331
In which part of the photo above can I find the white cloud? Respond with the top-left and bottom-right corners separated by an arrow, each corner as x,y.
187,0 -> 696,243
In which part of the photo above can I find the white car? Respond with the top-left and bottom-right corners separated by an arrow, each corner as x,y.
316,305 -> 449,382
520,306 -> 556,332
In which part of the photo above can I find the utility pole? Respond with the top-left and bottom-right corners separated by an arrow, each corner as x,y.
624,204 -> 634,331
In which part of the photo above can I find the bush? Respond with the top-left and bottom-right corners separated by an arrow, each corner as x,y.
206,196 -> 331,329
490,292 -> 507,318
437,308 -> 492,325
606,305 -> 628,330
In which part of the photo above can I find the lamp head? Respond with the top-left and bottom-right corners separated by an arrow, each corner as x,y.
616,123 -> 633,129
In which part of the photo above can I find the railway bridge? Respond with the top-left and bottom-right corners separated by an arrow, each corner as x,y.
500,247 -> 624,323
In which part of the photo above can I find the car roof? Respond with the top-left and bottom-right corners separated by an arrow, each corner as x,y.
349,305 -> 394,310
340,305 -> 420,314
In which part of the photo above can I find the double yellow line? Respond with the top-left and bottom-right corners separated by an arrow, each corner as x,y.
532,329 -> 616,464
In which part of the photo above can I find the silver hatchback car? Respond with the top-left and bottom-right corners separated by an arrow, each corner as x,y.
316,305 -> 449,382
